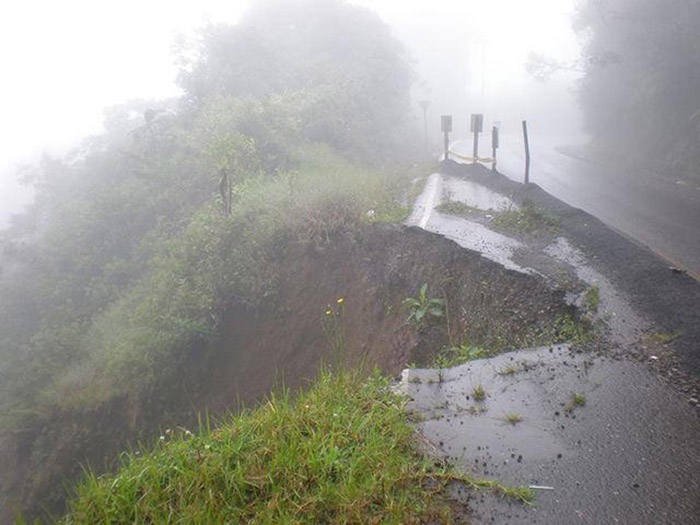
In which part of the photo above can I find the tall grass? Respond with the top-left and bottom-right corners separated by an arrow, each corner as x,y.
62,370 -> 532,524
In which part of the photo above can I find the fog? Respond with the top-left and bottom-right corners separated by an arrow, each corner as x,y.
0,0 -> 581,227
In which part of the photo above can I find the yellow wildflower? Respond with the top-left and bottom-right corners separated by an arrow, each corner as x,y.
337,297 -> 345,304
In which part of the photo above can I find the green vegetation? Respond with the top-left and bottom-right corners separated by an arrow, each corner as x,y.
550,314 -> 595,345
584,285 -> 600,312
402,284 -> 445,326
322,297 -> 347,359
497,363 -> 521,376
571,392 -> 586,408
472,384 -> 487,402
62,371 -> 533,523
504,413 -> 523,425
572,0 -> 700,185
643,331 -> 681,345
432,343 -> 493,368
435,200 -> 480,217
491,201 -> 559,234
0,1 -> 429,518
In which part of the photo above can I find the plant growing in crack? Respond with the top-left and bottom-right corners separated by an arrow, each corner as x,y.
472,385 -> 487,402
403,284 -> 444,326
504,413 -> 523,425
322,297 -> 346,363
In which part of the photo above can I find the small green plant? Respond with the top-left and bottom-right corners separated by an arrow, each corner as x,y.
497,363 -> 521,376
435,200 -> 480,217
570,392 -> 586,409
431,344 -> 492,368
491,200 -> 559,234
432,354 -> 449,383
504,413 -> 523,425
322,297 -> 346,360
403,284 -> 444,325
552,314 -> 593,344
472,384 -> 486,402
584,285 -> 600,312
643,331 -> 681,345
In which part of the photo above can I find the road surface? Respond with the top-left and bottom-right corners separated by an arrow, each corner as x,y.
451,135 -> 700,279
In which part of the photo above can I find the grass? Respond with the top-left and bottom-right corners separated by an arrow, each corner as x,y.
497,363 -> 521,376
62,370 -> 534,523
584,285 -> 600,312
472,385 -> 487,402
491,200 -> 559,234
435,200 -> 480,217
431,344 -> 492,369
571,392 -> 586,407
504,413 -> 523,425
643,331 -> 681,345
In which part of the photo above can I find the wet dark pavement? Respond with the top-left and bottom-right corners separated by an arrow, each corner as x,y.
458,135 -> 700,279
403,163 -> 700,524
400,346 -> 700,524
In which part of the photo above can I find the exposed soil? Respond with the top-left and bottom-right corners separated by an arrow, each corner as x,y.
1,224 -> 578,522
203,224 -> 576,412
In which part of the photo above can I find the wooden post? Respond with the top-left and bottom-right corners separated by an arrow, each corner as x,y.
491,126 -> 499,172
522,120 -> 530,184
444,130 -> 449,161
441,115 -> 452,161
472,129 -> 479,163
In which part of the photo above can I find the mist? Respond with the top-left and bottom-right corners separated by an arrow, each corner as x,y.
2,1 -> 699,521
0,0 -> 582,227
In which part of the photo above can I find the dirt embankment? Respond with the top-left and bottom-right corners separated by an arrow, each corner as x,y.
2,224 -> 577,522
204,224 -> 576,411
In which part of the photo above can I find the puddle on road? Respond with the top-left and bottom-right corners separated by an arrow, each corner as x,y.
398,344 -> 700,524
442,176 -> 516,212
400,345 -> 577,473
544,237 -> 648,344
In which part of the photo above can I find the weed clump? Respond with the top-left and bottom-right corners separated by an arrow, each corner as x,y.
491,200 -> 559,234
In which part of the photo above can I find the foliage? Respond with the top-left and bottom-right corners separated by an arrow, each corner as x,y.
472,384 -> 487,402
490,201 -> 559,234
435,200 -> 479,217
402,284 -> 445,325
177,0 -> 415,164
0,0 -> 424,518
431,343 -> 493,368
584,284 -> 600,312
322,297 -> 346,361
574,0 -> 700,183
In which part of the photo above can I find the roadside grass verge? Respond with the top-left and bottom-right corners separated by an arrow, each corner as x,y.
435,200 -> 480,217
491,201 -> 559,234
62,370 -> 533,524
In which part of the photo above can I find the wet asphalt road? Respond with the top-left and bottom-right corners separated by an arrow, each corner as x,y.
452,135 -> 700,279
401,346 -> 700,525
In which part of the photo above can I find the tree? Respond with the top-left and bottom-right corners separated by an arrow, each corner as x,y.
573,0 -> 700,181
177,0 -> 414,164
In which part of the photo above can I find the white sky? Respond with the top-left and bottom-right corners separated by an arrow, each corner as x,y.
0,0 -> 581,225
